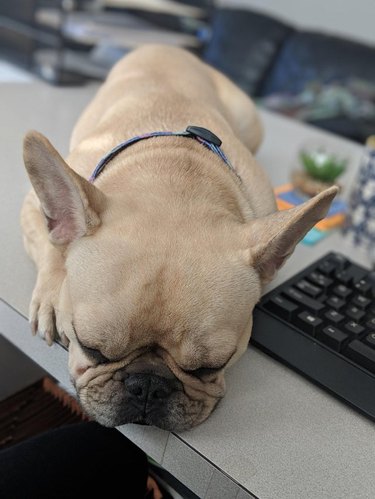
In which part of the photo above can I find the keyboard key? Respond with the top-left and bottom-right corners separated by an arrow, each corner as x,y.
324,309 -> 345,324
344,321 -> 365,337
354,279 -> 372,295
346,306 -> 365,322
364,333 -> 375,348
335,270 -> 353,285
352,294 -> 372,309
354,274 -> 375,298
293,311 -> 322,336
326,295 -> 346,310
317,325 -> 349,351
336,266 -> 367,285
346,340 -> 375,373
351,266 -> 369,284
295,279 -> 322,298
307,272 -> 333,289
283,287 -> 325,312
333,284 -> 352,299
264,295 -> 298,321
327,253 -> 349,269
318,260 -> 337,276
366,317 -> 375,330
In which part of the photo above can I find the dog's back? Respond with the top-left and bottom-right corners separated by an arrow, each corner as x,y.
68,45 -> 274,219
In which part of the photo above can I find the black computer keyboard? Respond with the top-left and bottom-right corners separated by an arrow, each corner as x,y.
251,252 -> 375,421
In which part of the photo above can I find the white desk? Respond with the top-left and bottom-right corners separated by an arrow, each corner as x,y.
1,81 -> 374,499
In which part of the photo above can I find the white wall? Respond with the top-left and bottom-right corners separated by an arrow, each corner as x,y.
218,0 -> 375,46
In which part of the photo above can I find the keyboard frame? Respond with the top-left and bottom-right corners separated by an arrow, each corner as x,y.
251,253 -> 375,421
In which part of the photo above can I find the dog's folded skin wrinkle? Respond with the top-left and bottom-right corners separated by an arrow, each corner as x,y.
21,45 -> 339,431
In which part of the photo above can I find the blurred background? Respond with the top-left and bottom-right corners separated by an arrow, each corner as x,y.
0,0 -> 374,142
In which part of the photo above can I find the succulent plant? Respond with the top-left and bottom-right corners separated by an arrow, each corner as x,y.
300,149 -> 347,182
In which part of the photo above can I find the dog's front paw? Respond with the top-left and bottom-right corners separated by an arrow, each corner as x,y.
29,268 -> 69,347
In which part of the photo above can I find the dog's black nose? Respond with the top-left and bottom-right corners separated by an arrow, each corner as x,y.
125,373 -> 174,405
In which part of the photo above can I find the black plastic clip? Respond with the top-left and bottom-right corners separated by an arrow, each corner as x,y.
186,126 -> 222,147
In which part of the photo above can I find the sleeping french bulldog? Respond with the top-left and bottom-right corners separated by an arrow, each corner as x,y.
21,45 -> 337,431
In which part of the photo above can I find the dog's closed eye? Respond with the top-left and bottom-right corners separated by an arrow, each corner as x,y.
184,366 -> 222,378
80,344 -> 110,365
72,324 -> 111,365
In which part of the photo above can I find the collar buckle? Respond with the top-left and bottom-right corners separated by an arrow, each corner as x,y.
185,126 -> 222,147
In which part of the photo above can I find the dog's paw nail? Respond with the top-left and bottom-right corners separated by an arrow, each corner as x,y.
30,320 -> 38,335
45,332 -> 54,346
38,330 -> 50,344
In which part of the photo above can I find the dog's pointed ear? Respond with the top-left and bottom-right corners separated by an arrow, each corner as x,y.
245,186 -> 339,283
23,130 -> 106,245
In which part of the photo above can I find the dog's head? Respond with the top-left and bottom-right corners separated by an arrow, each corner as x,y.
23,131 -> 337,431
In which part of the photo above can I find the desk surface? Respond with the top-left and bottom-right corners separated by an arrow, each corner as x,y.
1,81 -> 374,499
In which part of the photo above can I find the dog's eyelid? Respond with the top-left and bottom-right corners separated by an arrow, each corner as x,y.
74,330 -> 110,364
184,348 -> 236,374
183,364 -> 224,377
81,344 -> 110,364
